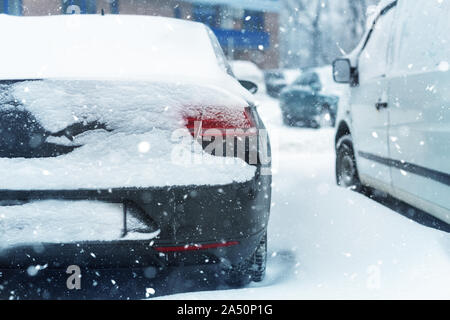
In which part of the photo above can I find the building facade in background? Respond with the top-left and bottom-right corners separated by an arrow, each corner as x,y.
0,0 -> 280,69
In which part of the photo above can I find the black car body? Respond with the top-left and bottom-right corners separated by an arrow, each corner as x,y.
0,15 -> 271,293
280,70 -> 339,128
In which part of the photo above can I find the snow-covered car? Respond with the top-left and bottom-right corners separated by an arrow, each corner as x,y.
279,67 -> 340,128
229,60 -> 265,94
264,69 -> 302,98
333,0 -> 450,224
0,15 -> 271,287
282,69 -> 302,86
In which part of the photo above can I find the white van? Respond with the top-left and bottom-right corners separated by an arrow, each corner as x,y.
332,0 -> 449,224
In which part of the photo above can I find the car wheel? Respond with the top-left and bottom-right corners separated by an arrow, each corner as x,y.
336,135 -> 362,191
250,232 -> 267,282
225,232 -> 267,287
310,120 -> 320,129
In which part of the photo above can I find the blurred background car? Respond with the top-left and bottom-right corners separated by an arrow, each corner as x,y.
264,70 -> 285,98
279,66 -> 347,128
264,69 -> 302,98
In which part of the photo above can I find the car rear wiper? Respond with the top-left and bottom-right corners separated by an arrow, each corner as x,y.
0,108 -> 112,158
50,121 -> 112,141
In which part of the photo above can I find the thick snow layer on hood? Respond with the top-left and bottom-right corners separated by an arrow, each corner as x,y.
0,80 -> 256,189
0,200 -> 160,249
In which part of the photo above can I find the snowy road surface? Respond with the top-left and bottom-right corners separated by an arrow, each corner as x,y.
163,94 -> 450,300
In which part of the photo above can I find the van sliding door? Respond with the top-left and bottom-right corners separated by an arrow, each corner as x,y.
388,0 -> 450,223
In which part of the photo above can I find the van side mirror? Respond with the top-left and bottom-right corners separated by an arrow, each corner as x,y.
333,59 -> 352,84
239,80 -> 258,94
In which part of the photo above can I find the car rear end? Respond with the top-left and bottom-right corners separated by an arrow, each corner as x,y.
0,15 -> 271,295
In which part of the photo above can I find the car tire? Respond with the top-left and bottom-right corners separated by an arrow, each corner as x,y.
225,232 -> 267,287
336,135 -> 362,192
310,120 -> 320,129
250,232 -> 267,282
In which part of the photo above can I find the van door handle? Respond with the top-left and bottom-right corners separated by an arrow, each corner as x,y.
375,102 -> 388,111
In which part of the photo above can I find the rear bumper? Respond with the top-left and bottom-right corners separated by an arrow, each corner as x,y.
0,230 -> 265,270
0,168 -> 271,269
0,238 -> 265,299
0,231 -> 266,299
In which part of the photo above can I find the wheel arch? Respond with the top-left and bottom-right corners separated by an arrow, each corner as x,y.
335,121 -> 351,147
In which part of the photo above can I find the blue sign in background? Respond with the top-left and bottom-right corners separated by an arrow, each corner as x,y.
186,0 -> 280,12
212,28 -> 270,50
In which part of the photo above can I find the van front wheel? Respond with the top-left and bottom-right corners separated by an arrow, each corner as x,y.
336,135 -> 362,192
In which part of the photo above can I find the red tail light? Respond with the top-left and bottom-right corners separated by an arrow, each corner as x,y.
185,108 -> 257,137
154,241 -> 239,253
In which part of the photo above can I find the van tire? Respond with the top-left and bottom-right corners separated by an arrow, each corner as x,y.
336,135 -> 362,192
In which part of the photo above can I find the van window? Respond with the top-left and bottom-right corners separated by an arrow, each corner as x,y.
358,4 -> 396,83
391,0 -> 450,74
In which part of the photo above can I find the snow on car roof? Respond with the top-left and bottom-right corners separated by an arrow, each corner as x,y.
0,14 -> 222,81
